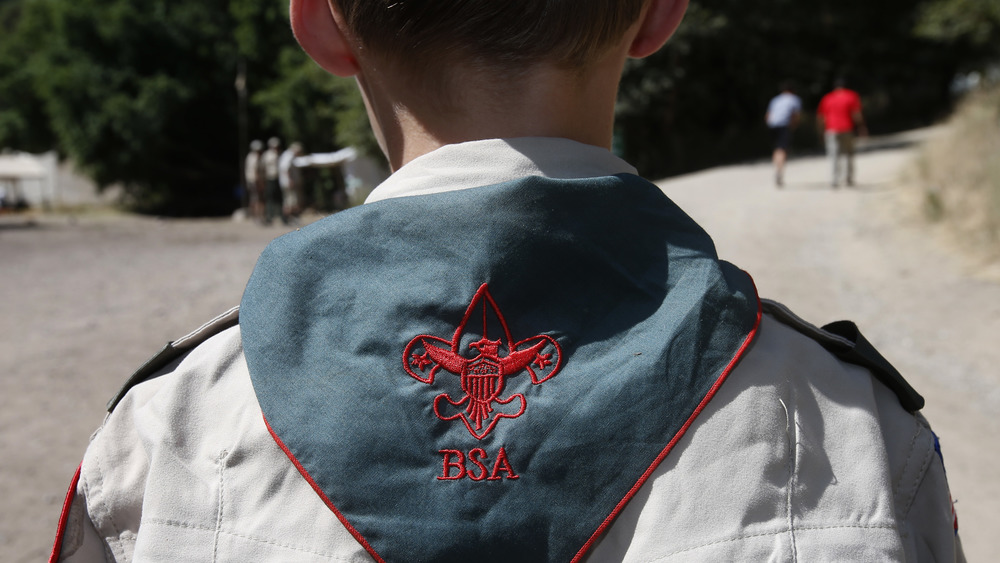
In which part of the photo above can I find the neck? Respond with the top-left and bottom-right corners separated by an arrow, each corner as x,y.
358,49 -> 628,171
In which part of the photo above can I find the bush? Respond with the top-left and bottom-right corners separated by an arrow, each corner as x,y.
914,85 -> 1000,253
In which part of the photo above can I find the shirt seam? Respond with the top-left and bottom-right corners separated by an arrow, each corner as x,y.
144,518 -> 361,561
647,523 -> 900,561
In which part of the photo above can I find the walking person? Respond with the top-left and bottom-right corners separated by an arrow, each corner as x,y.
818,78 -> 868,187
244,140 -> 265,220
263,137 -> 284,224
765,81 -> 801,187
279,142 -> 304,220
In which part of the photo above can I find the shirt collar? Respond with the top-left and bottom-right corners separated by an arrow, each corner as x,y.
364,137 -> 638,204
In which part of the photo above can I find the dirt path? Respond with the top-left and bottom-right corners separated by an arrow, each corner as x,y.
0,214 -> 294,562
2,135 -> 996,561
660,132 -> 999,561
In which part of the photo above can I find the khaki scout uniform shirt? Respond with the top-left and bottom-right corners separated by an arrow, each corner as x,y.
56,139 -> 963,562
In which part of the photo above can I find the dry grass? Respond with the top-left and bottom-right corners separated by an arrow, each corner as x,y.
913,86 -> 1000,259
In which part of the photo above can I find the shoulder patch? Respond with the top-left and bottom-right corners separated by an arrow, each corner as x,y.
762,299 -> 925,412
106,306 -> 240,412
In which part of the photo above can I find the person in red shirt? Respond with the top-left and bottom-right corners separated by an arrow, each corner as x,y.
817,78 -> 868,187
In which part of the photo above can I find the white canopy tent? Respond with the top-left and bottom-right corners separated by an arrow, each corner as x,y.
293,147 -> 388,206
0,152 -> 49,208
0,152 -> 47,180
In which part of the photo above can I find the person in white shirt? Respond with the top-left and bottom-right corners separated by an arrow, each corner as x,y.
765,82 -> 803,187
243,139 -> 264,220
278,142 -> 304,219
263,137 -> 283,224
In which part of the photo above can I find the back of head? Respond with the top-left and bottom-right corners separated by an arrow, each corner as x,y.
332,0 -> 647,71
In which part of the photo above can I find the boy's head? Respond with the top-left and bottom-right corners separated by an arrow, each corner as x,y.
329,0 -> 646,72
291,0 -> 687,166
294,0 -> 687,80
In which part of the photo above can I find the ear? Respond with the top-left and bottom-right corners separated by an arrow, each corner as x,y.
289,0 -> 360,77
628,0 -> 689,58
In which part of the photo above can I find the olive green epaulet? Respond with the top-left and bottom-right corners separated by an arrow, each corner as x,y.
106,306 -> 240,413
761,299 -> 925,412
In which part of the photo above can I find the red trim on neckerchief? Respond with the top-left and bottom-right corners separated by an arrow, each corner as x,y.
571,275 -> 763,563
48,463 -> 82,563
263,415 -> 386,563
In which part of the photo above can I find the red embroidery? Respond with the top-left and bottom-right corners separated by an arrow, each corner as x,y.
438,450 -> 467,481
467,448 -> 489,481
404,283 -> 563,439
437,447 -> 520,481
488,447 -> 520,481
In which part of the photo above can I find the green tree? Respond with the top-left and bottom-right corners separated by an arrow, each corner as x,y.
616,0 -> 964,178
0,0 -> 57,153
916,0 -> 1000,68
35,1 -> 246,213
0,0 -> 375,215
251,47 -> 379,159
0,0 -> 981,209
917,0 -> 1000,46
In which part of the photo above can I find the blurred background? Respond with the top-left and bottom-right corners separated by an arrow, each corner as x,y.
0,0 -> 997,217
1,0 -> 999,561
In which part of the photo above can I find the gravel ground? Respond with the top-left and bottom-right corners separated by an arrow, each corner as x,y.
0,213 -> 297,562
2,135 -> 996,561
661,131 -> 999,561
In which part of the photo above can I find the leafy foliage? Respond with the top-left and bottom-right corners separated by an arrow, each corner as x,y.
251,49 -> 379,158
0,0 -> 57,153
617,0 -> 968,178
0,0 -> 995,212
913,84 -> 1000,252
0,0 -> 372,215
916,0 -> 1000,47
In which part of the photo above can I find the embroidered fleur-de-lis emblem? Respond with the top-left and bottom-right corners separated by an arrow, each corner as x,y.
403,284 -> 563,439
